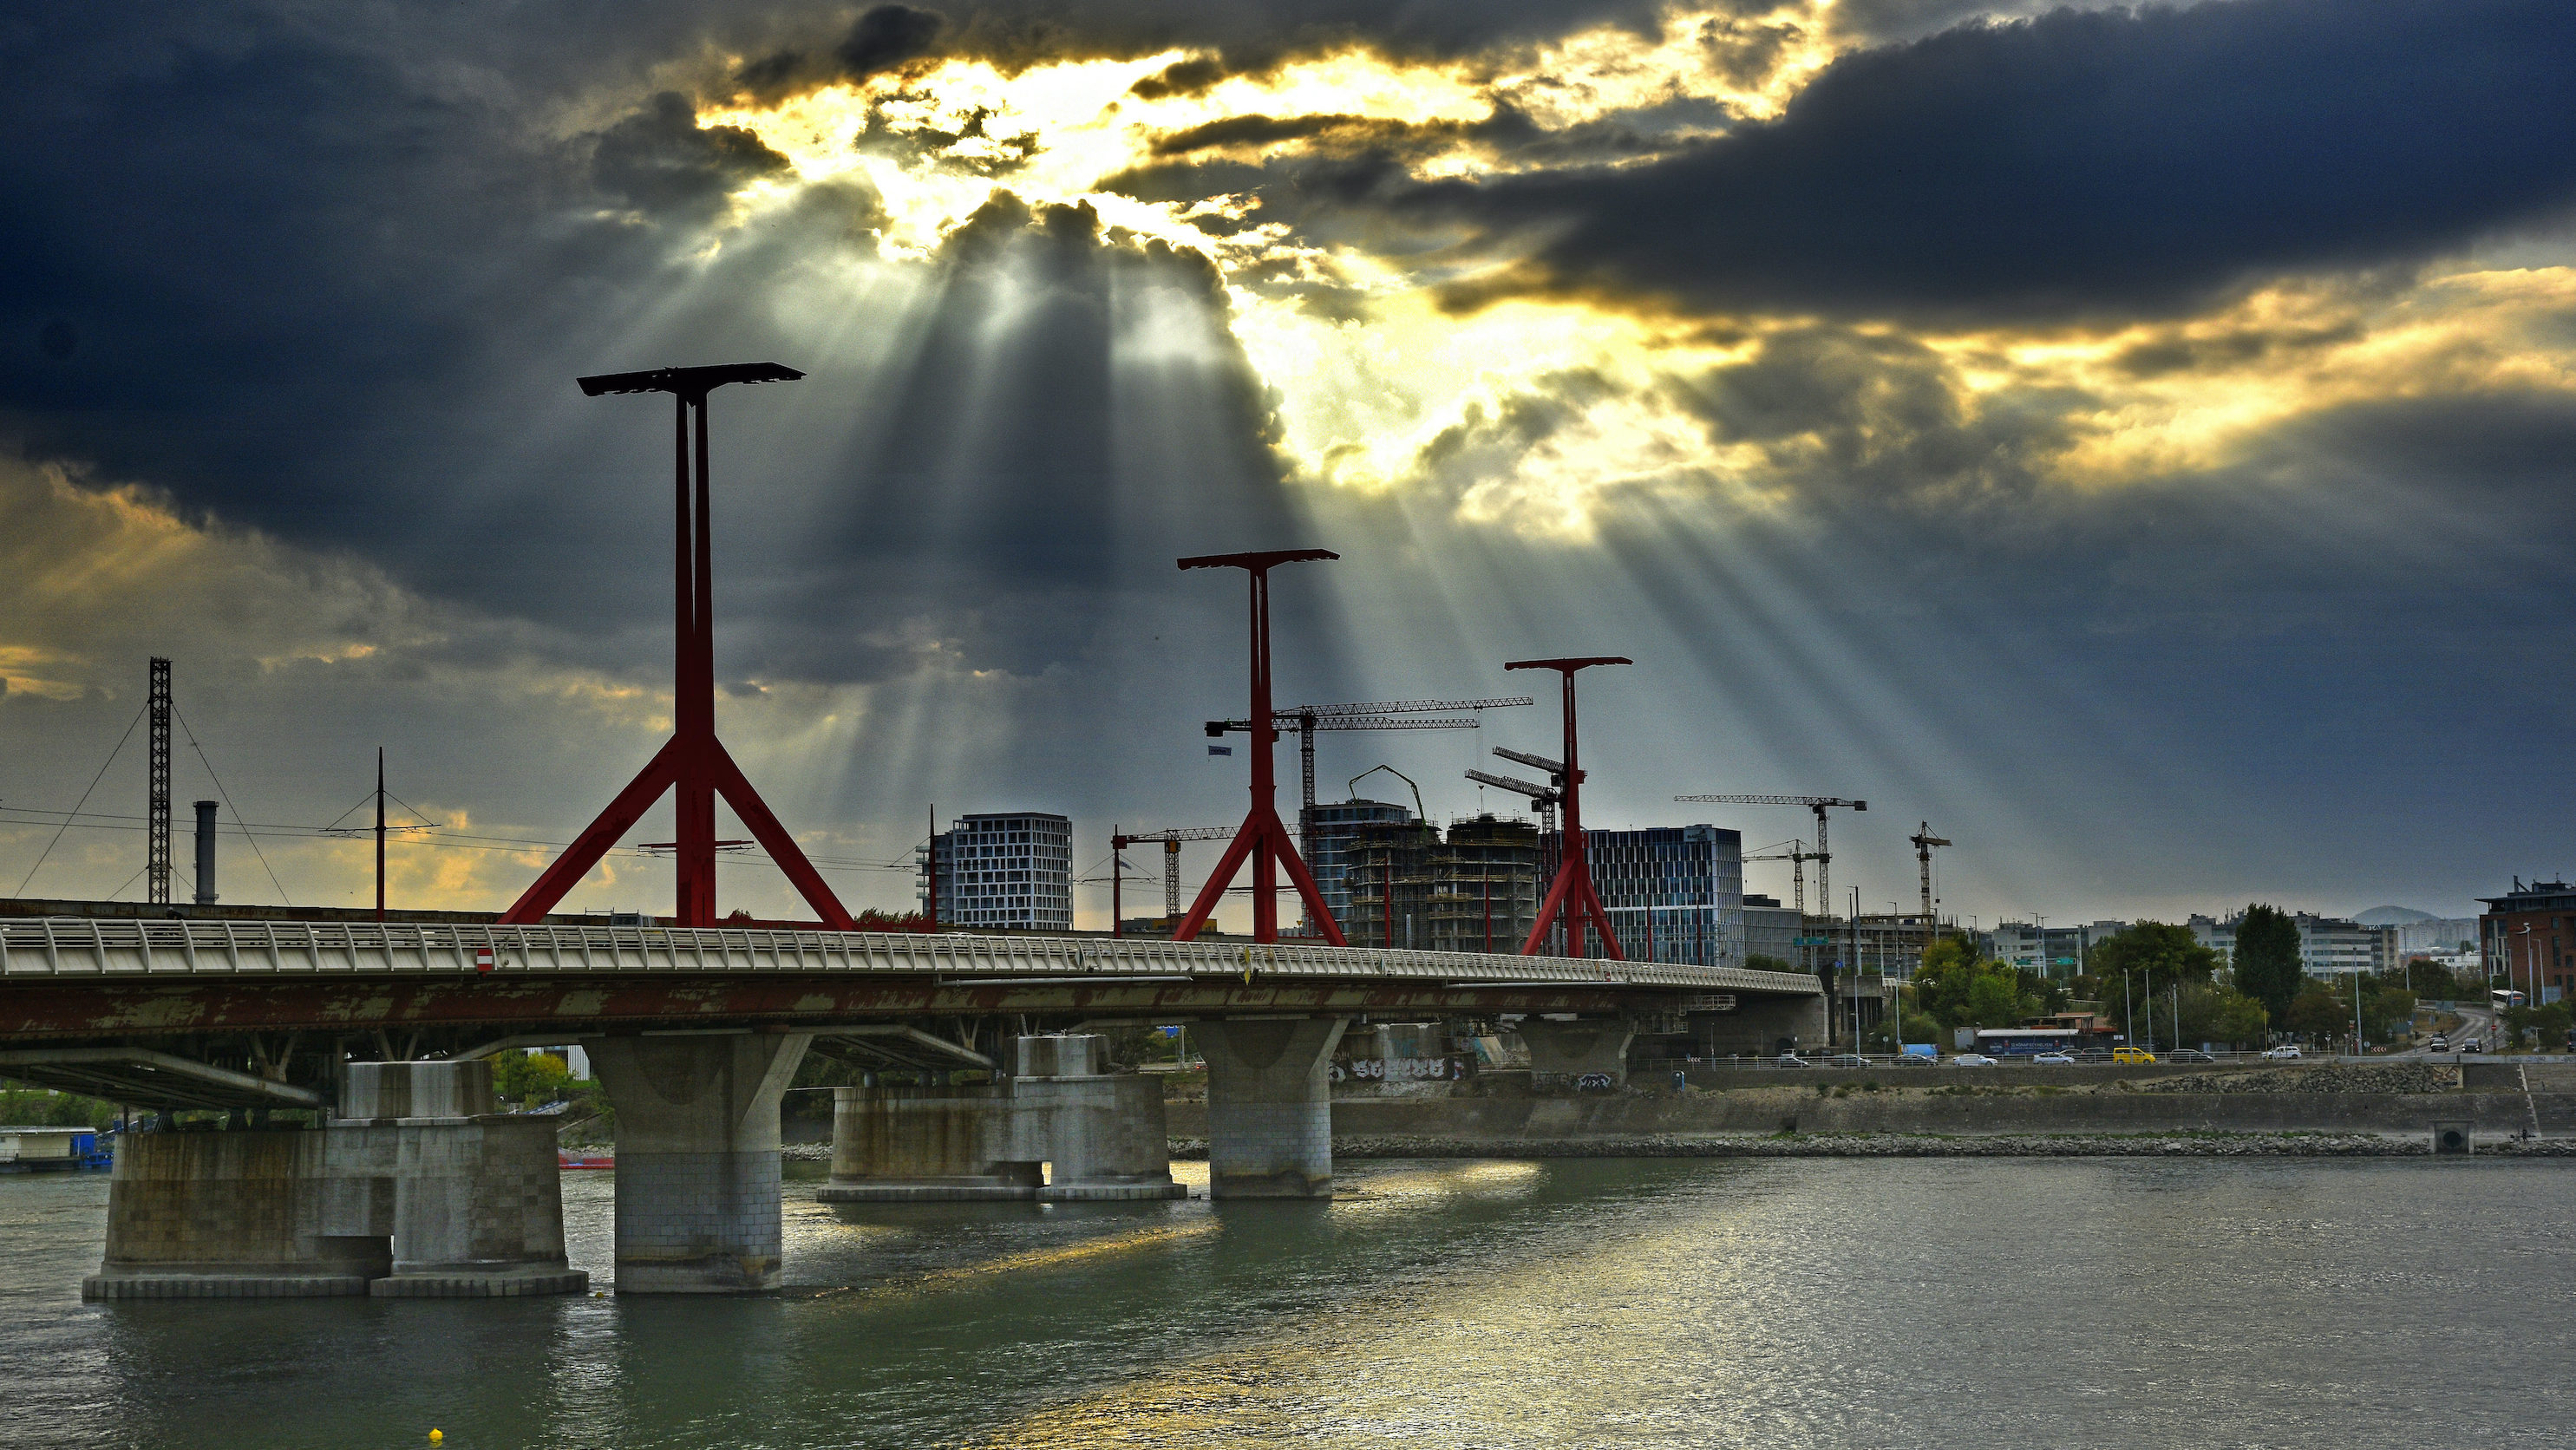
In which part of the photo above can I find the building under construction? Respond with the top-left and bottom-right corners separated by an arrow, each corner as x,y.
1342,813 -> 1542,952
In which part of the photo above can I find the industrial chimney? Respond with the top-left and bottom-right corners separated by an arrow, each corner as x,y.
193,800 -> 219,905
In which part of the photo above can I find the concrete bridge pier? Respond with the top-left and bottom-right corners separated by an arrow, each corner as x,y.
1517,1016 -> 1638,1088
584,1031 -> 810,1293
819,1079 -> 1033,1202
818,1035 -> 1184,1204
82,1059 -> 580,1300
1195,1016 -> 1347,1199
1011,1035 -> 1186,1202
337,1061 -> 584,1297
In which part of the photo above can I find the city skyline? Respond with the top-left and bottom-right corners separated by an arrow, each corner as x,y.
5,0 -> 2571,930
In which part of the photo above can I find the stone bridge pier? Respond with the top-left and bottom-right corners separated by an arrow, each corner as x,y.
582,1030 -> 810,1294
1195,1016 -> 1347,1199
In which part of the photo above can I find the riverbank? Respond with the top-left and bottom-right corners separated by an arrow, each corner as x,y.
1171,1131 -> 2574,1159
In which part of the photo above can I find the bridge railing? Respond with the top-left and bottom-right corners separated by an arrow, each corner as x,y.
0,917 -> 1821,996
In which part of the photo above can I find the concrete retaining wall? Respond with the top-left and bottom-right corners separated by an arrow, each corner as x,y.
1167,1091 -> 2576,1140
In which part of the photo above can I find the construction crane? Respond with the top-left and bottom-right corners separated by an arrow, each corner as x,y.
1908,821 -> 1952,925
1743,839 -> 1814,914
1673,795 -> 1867,920
1208,695 -> 1533,833
1108,826 -> 1236,936
1467,746 -> 1566,833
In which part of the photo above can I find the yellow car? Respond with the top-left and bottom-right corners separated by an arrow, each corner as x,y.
2112,1047 -> 2156,1064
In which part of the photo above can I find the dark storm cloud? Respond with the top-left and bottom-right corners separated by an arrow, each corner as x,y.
592,92 -> 793,215
1409,0 -> 2576,323
735,5 -> 952,104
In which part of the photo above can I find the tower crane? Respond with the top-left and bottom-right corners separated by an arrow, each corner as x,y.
1672,795 -> 1867,919
1108,825 -> 1236,937
1206,695 -> 1533,836
1908,821 -> 1952,925
1743,839 -> 1814,914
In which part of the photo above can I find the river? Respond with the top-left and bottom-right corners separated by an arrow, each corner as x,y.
2,1157 -> 2568,1447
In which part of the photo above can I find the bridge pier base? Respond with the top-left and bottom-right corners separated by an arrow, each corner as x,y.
82,1060 -> 580,1300
819,1035 -> 1183,1204
585,1031 -> 810,1294
1196,1017 -> 1346,1199
1516,1016 -> 1638,1088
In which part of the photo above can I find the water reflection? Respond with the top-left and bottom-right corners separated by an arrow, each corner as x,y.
3,1159 -> 2572,1448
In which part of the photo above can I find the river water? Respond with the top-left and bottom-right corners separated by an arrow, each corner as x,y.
3,1157 -> 2570,1448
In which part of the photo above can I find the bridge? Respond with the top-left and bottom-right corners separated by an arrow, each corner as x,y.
1,914 -> 1821,1298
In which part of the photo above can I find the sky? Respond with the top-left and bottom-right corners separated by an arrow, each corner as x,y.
2,0 -> 2570,929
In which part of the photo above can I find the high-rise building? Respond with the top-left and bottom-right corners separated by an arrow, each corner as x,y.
919,812 -> 1072,931
1543,824 -> 1743,966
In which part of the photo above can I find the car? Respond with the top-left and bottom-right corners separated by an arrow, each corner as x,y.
1775,1054 -> 1811,1068
2030,1051 -> 2076,1064
1825,1054 -> 1873,1068
1951,1054 -> 1998,1066
2427,1036 -> 2449,1052
2461,1039 -> 2485,1054
2112,1047 -> 2156,1064
1892,1051 -> 1935,1066
2167,1048 -> 2214,1063
2073,1048 -> 2114,1062
2262,1045 -> 2303,1060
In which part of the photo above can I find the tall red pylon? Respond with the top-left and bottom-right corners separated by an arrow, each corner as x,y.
1508,656 -> 1630,959
500,363 -> 857,931
1171,550 -> 1348,946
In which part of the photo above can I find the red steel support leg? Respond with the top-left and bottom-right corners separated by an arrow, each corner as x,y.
1174,818 -> 1259,942
1273,814 -> 1347,946
710,741 -> 857,931
499,738 -> 682,924
677,394 -> 719,927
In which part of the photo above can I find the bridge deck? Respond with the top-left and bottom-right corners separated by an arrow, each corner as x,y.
0,918 -> 1821,996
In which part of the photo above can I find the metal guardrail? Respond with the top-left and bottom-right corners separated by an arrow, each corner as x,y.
0,917 -> 1821,996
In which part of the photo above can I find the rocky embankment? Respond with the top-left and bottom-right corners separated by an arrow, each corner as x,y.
1171,1133 -> 2574,1159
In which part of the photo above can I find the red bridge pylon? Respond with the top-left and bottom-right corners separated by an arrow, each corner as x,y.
500,363 -> 856,931
1171,549 -> 1347,946
1507,656 -> 1630,958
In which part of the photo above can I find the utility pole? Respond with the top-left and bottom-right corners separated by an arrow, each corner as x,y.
375,746 -> 386,922
146,658 -> 172,905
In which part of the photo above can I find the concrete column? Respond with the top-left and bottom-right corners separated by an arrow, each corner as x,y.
1516,1016 -> 1638,1088
584,1031 -> 809,1293
1194,1017 -> 1346,1199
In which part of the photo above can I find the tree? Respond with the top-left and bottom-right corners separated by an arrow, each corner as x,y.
2284,983 -> 2349,1042
2233,905 -> 2304,1025
1908,938 -> 2043,1035
1745,953 -> 1795,974
491,1049 -> 572,1107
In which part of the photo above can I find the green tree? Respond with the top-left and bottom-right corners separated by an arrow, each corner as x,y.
490,1050 -> 573,1107
2233,905 -> 2304,1025
1745,954 -> 1795,974
2284,982 -> 2349,1042
2170,982 -> 2268,1049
